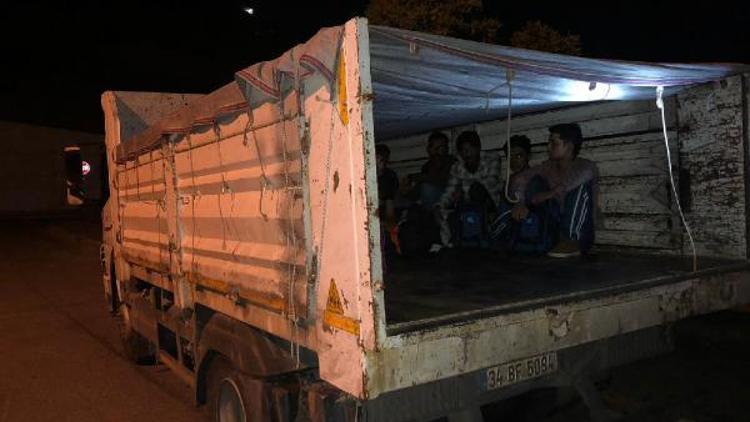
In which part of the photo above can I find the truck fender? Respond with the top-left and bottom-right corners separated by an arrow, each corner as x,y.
196,313 -> 302,403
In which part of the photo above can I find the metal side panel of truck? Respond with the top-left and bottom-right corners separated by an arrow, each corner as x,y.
100,17 -> 750,421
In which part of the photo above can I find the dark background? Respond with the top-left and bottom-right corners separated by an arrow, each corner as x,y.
1,0 -> 748,133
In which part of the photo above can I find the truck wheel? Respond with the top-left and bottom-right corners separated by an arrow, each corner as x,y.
108,260 -> 154,364
117,304 -> 155,365
107,260 -> 120,314
207,357 -> 253,422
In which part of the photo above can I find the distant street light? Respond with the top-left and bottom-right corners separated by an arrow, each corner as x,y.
244,8 -> 254,15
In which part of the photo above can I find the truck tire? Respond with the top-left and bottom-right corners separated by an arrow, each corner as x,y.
117,304 -> 155,365
207,356 -> 255,422
109,260 -> 155,364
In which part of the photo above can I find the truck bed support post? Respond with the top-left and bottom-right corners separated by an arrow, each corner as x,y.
163,141 -> 192,311
741,73 -> 750,259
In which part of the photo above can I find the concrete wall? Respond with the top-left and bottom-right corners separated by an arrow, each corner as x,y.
0,120 -> 103,215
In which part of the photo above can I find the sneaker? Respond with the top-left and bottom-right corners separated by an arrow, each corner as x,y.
429,243 -> 453,254
547,239 -> 581,258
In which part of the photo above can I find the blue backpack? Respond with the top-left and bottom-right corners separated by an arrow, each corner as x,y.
513,212 -> 554,254
456,204 -> 487,248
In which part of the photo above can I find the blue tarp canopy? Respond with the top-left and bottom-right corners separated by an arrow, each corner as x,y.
117,21 -> 749,160
368,25 -> 749,139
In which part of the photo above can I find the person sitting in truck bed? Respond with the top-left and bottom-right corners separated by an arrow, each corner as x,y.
397,131 -> 455,256
376,144 -> 400,266
401,131 -> 456,209
376,144 -> 399,228
493,123 -> 599,258
490,135 -> 552,254
436,130 -> 502,249
501,134 -> 532,196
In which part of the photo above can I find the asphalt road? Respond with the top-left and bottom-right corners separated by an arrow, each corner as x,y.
0,218 -> 207,422
483,310 -> 750,422
1,217 -> 749,422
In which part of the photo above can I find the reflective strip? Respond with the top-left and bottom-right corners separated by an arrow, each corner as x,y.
323,310 -> 360,336
576,192 -> 590,239
569,185 -> 584,238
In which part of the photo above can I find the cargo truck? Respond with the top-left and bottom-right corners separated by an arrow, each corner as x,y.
100,18 -> 750,421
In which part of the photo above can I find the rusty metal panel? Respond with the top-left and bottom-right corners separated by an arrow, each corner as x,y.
365,268 -> 750,398
102,91 -> 209,291
171,107 -> 307,316
105,88 -> 313,346
117,150 -> 170,272
307,18 -> 380,399
678,76 -> 747,258
104,20 -> 379,400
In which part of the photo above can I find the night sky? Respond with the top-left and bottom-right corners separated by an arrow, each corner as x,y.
1,0 -> 748,134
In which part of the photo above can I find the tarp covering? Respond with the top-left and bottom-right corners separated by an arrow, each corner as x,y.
117,21 -> 750,160
368,25 -> 750,139
235,25 -> 343,109
116,82 -> 247,161
116,25 -> 343,163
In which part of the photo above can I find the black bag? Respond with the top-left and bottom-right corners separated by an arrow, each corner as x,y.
398,205 -> 439,257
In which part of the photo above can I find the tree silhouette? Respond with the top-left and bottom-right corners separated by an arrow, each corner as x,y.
367,0 -> 501,43
367,1 -> 583,55
510,20 -> 582,55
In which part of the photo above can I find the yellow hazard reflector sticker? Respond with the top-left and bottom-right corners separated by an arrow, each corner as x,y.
326,279 -> 344,314
324,278 -> 359,336
337,54 -> 349,125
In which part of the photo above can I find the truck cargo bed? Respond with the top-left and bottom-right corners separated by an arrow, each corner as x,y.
384,252 -> 748,333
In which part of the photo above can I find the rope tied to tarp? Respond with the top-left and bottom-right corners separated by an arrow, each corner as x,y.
656,86 -> 698,272
212,123 -> 232,250
243,109 -> 273,222
503,68 -> 520,204
185,133 -> 199,276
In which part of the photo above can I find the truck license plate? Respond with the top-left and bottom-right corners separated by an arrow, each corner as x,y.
485,352 -> 558,390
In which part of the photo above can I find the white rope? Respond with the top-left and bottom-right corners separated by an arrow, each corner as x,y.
250,111 -> 272,222
213,124 -> 231,249
242,105 -> 299,365
278,91 -> 301,366
656,86 -> 697,272
186,133 -> 198,276
150,150 -> 161,262
135,155 -> 141,201
503,68 -> 519,204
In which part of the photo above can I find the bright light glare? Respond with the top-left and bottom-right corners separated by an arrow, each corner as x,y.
563,80 -> 624,101
244,8 -> 254,15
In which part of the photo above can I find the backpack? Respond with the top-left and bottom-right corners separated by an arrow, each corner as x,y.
512,212 -> 554,254
455,203 -> 487,248
398,204 -> 440,257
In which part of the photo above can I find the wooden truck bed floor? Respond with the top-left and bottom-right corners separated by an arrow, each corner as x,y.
384,250 -> 747,330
